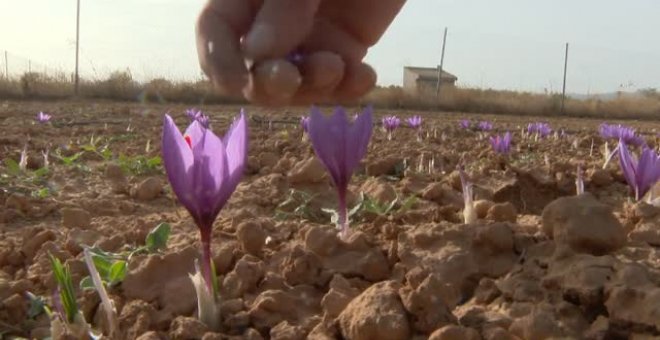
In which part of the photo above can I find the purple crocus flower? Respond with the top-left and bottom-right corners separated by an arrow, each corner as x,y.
186,108 -> 210,128
406,116 -> 422,141
599,123 -> 644,146
407,116 -> 422,129
36,111 -> 52,123
382,116 -> 401,132
489,132 -> 512,154
618,140 -> 660,201
162,110 -> 247,292
459,119 -> 471,129
382,116 -> 400,141
527,122 -> 552,138
477,121 -> 493,131
308,106 -> 372,239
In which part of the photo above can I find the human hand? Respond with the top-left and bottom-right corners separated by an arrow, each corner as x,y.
196,0 -> 406,105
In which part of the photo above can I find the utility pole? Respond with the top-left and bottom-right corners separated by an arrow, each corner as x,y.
436,27 -> 448,99
560,43 -> 569,114
75,0 -> 81,96
4,51 -> 8,80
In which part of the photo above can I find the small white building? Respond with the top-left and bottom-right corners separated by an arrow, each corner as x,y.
403,66 -> 458,94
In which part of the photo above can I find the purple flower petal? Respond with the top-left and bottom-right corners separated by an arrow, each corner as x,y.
223,110 -> 248,186
162,115 -> 195,209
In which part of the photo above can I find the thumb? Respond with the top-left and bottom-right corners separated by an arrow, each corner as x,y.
242,0 -> 320,60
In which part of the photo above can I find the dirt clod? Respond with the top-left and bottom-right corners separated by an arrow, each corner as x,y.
338,281 -> 410,340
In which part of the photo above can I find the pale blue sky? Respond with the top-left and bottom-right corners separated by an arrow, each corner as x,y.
2,0 -> 659,94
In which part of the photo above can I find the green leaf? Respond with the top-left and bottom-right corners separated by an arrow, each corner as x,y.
31,188 -> 50,198
58,151 -> 84,166
4,159 -> 20,176
100,146 -> 113,161
32,167 -> 49,178
91,254 -> 113,278
79,276 -> 95,291
108,261 -> 127,285
398,196 -> 417,213
81,144 -> 96,152
146,156 -> 162,168
49,254 -> 78,323
210,261 -> 219,298
145,223 -> 171,252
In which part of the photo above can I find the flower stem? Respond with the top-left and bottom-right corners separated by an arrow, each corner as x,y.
338,193 -> 349,240
200,229 -> 213,295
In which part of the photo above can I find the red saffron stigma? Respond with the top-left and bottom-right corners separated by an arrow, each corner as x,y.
184,135 -> 192,148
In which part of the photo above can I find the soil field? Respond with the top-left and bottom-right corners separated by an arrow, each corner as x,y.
1,100 -> 660,340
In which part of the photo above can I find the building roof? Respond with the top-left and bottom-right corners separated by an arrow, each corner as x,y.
405,66 -> 457,81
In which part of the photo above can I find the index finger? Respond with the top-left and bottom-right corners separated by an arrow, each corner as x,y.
196,0 -> 257,96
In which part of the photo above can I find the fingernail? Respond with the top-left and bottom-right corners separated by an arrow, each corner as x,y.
244,24 -> 275,59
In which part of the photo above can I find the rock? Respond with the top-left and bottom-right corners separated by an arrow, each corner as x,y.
282,246 -> 325,286
321,233 -> 390,281
104,163 -> 125,180
397,223 -> 480,308
123,247 -> 197,315
119,300 -> 156,339
630,221 -> 660,246
399,274 -> 457,333
472,223 -> 516,278
338,281 -> 410,340
106,163 -> 129,193
584,316 -> 609,340
170,316 -> 208,340
482,327 -> 521,340
30,328 -> 52,340
237,221 -> 266,255
587,168 -> 612,187
542,194 -> 625,255
21,229 -> 55,260
474,278 -> 501,304
544,253 -> 615,310
429,325 -> 481,340
133,177 -> 162,201
5,193 -> 30,213
248,287 -> 321,333
65,228 -> 102,255
304,226 -> 340,257
366,157 -> 401,177
222,255 -> 264,299
360,178 -> 397,204
605,286 -> 660,332
509,309 -> 564,340
486,202 -> 517,223
136,331 -> 163,340
259,152 -> 279,168
321,275 -> 361,318
61,207 -> 92,229
474,200 -> 494,219
2,293 -> 28,325
421,183 -> 462,208
630,201 -> 660,220
271,321 -> 306,340
288,157 -> 326,184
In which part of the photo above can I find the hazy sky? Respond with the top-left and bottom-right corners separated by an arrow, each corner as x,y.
2,0 -> 660,94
